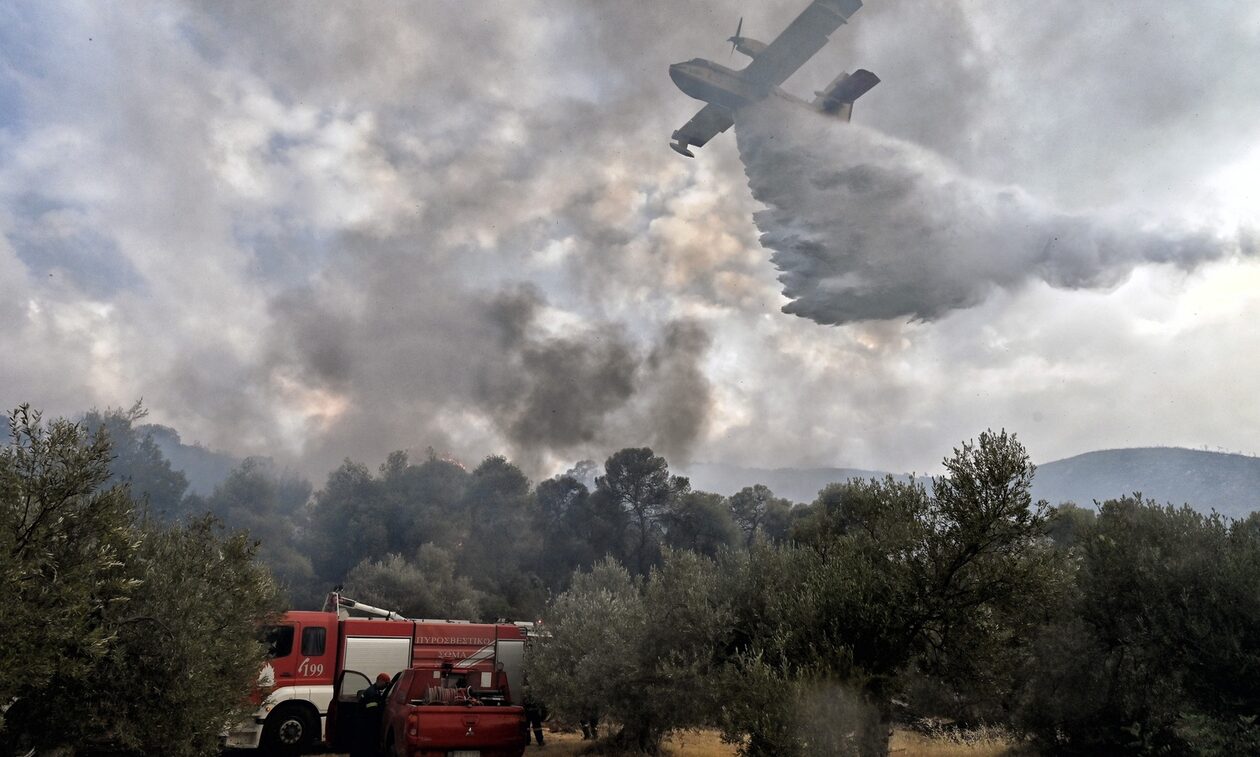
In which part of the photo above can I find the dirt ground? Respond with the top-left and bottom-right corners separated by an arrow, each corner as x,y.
321,726 -> 1029,756
521,726 -> 1028,756
525,728 -> 733,756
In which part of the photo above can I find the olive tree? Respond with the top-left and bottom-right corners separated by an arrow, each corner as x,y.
1,405 -> 281,756
0,405 -> 136,724
728,430 -> 1063,756
1016,496 -> 1260,754
529,552 -> 734,754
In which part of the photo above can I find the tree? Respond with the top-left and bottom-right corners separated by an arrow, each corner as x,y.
529,553 -> 734,754
1016,496 -> 1260,754
1,406 -> 281,756
730,488 -> 927,756
562,459 -> 600,490
728,484 -> 793,546
459,456 -> 544,620
791,476 -> 926,547
534,475 -> 598,591
0,405 -> 136,723
663,490 -> 740,557
381,450 -> 469,551
83,401 -> 190,521
344,544 -> 484,620
190,457 -> 315,603
914,430 -> 1062,699
31,517 -> 279,756
1045,501 -> 1096,548
596,448 -> 688,575
728,430 -> 1063,756
308,458 -> 386,583
528,560 -> 645,742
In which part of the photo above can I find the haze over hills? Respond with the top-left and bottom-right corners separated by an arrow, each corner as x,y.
683,463 -> 914,504
686,447 -> 1260,519
143,424 -> 241,496
141,430 -> 1260,521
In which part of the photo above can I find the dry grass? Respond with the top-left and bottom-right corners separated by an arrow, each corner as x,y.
530,727 -> 1032,756
529,728 -> 735,756
890,725 -> 1028,757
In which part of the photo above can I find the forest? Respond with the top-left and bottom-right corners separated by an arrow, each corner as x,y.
4,404 -> 1260,756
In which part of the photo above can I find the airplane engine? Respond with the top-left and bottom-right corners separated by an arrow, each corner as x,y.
732,37 -> 768,58
727,18 -> 769,59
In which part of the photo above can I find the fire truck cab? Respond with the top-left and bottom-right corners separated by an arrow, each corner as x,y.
222,594 -> 529,754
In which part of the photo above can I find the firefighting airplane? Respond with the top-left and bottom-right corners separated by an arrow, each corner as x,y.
668,0 -> 879,157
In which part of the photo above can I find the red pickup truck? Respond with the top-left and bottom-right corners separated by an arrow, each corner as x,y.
331,667 -> 527,757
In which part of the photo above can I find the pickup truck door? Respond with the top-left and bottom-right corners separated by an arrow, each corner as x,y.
327,669 -> 372,752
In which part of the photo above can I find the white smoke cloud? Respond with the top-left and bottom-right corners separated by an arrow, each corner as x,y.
3,0 -> 1260,478
736,99 -> 1245,325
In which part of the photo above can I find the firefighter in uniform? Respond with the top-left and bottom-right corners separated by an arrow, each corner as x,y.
352,672 -> 392,757
522,681 -> 547,747
580,711 -> 600,741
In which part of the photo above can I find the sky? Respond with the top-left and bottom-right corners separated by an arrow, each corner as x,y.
1,0 -> 1258,480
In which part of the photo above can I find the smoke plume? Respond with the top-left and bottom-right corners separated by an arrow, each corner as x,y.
477,287 -> 712,469
736,99 -> 1245,325
262,254 -> 713,476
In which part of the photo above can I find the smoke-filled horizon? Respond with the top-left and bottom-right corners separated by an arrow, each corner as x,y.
2,1 -> 1259,478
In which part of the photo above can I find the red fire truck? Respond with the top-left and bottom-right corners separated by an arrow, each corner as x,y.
222,593 -> 530,753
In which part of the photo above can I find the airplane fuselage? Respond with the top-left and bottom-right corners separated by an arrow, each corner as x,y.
668,59 -> 768,112
667,0 -> 876,157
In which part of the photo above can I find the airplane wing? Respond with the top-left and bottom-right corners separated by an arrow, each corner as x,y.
670,103 -> 735,157
741,0 -> 865,90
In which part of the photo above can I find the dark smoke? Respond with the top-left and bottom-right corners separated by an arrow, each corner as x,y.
478,286 -> 712,468
262,244 -> 713,476
480,286 -> 639,452
735,99 -> 1245,325
641,320 -> 712,461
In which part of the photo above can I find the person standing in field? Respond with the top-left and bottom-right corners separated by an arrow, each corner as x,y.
522,681 -> 547,747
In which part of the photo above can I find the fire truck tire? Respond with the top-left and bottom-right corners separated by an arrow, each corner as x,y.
260,705 -> 316,755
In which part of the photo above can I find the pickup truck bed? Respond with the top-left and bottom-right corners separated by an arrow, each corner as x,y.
382,669 -> 527,757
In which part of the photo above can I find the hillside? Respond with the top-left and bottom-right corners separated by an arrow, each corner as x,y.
1032,447 -> 1260,519
687,448 -> 1260,518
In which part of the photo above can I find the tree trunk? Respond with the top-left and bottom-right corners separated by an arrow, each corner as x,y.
609,724 -> 666,755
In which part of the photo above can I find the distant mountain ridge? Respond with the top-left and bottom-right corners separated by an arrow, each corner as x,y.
148,439 -> 1260,519
1030,447 -> 1260,519
685,447 -> 1260,519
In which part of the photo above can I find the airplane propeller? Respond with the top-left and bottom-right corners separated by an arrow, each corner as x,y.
728,17 -> 743,57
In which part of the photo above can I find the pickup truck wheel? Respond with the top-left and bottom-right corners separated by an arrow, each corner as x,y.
261,706 -> 315,755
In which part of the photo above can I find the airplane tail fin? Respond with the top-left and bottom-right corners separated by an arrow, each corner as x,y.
812,68 -> 880,121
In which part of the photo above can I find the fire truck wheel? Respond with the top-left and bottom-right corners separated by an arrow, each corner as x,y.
261,705 -> 316,754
